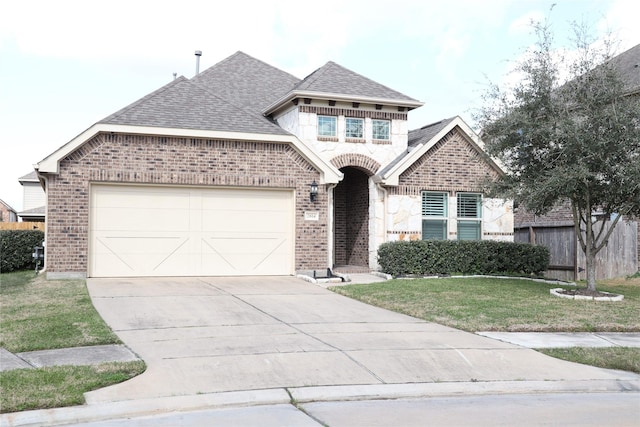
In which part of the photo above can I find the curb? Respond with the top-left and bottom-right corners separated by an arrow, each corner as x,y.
2,380 -> 639,427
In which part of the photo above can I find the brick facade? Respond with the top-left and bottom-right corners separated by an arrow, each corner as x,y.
392,128 -> 499,194
45,132 -> 327,275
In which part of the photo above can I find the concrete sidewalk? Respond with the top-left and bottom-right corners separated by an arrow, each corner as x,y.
2,332 -> 639,373
0,345 -> 139,372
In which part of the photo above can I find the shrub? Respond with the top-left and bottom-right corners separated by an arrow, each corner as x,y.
377,240 -> 549,277
0,230 -> 45,273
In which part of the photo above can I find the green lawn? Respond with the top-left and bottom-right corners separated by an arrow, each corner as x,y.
331,276 -> 640,332
331,275 -> 640,373
0,271 -> 145,413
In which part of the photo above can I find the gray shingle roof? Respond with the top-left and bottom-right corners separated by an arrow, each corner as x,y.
100,75 -> 290,136
192,51 -> 301,113
18,206 -> 45,215
408,117 -> 457,147
294,61 -> 420,102
98,51 -> 420,135
610,43 -> 640,95
19,171 -> 38,181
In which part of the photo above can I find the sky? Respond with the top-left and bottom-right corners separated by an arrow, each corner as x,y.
1,0 -> 639,212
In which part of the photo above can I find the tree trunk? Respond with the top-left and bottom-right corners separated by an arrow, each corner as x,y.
585,245 -> 597,291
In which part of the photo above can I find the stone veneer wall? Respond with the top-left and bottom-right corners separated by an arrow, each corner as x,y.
44,133 -> 327,276
386,128 -> 513,241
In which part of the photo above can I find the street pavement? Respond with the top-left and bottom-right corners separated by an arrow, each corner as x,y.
1,275 -> 639,426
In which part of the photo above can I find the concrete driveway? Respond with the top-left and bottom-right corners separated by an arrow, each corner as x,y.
84,276 -> 639,404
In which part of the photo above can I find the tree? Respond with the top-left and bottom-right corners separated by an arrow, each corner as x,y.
476,21 -> 640,292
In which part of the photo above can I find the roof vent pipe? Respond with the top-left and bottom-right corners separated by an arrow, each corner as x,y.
195,50 -> 202,75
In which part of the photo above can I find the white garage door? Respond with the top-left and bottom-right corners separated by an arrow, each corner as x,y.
89,185 -> 294,277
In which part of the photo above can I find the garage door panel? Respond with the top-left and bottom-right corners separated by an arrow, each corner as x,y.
90,185 -> 294,277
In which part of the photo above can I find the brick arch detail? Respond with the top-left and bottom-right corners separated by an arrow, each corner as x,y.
330,153 -> 381,176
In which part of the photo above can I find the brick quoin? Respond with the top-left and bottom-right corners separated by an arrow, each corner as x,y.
45,133 -> 327,275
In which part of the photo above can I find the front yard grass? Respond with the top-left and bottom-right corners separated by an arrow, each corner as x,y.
331,275 -> 640,373
331,276 -> 640,332
0,271 -> 145,413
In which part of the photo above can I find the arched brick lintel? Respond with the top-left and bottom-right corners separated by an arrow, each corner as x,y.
330,153 -> 381,176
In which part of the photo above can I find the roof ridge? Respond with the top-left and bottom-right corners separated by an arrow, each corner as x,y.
196,51 -> 301,83
294,61 -> 334,90
99,76 -> 189,124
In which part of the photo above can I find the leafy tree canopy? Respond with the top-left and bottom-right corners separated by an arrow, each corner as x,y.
475,19 -> 640,290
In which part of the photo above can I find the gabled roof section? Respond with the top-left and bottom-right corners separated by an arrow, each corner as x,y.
376,116 -> 504,186
264,61 -> 423,115
192,51 -> 301,113
100,75 -> 289,135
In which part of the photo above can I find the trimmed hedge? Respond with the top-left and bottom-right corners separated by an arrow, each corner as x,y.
0,230 -> 45,273
377,240 -> 549,277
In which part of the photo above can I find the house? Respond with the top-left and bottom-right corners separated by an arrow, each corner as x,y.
35,52 -> 512,279
0,199 -> 17,223
514,44 -> 640,277
18,171 -> 46,222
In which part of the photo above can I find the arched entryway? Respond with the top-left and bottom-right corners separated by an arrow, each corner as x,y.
333,167 -> 369,269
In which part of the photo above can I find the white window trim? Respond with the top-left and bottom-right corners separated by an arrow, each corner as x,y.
372,119 -> 390,141
318,115 -> 337,138
345,117 -> 364,139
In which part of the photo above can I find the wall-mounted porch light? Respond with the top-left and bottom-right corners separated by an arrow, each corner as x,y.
310,180 -> 318,202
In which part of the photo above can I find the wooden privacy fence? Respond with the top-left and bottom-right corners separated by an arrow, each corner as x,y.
0,222 -> 45,231
515,219 -> 638,281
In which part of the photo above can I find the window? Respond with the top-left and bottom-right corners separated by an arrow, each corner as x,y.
318,116 -> 337,137
422,192 -> 448,240
457,193 -> 482,240
372,119 -> 390,140
345,118 -> 364,138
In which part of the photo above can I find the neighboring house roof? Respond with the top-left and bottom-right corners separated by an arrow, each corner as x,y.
18,206 -> 45,216
377,116 -> 504,186
19,171 -> 39,183
0,199 -> 17,213
609,43 -> 640,96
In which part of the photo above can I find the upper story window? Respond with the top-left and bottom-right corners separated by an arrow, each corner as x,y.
345,118 -> 364,139
372,119 -> 390,140
422,191 -> 448,240
318,116 -> 337,137
457,193 -> 482,240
